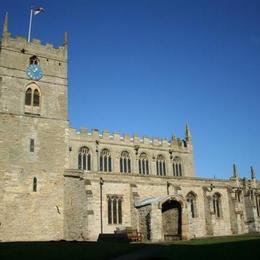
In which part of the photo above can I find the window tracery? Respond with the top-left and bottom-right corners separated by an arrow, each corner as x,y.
24,83 -> 41,114
156,154 -> 166,176
120,151 -> 131,173
172,156 -> 183,177
100,149 -> 112,172
78,146 -> 91,171
139,152 -> 149,175
107,195 -> 123,224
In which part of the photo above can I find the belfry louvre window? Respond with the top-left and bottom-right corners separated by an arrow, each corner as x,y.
120,151 -> 131,173
100,149 -> 112,172
156,154 -> 166,176
172,156 -> 183,177
107,195 -> 123,224
25,88 -> 32,105
78,146 -> 91,171
30,55 -> 39,65
213,193 -> 221,218
33,89 -> 40,106
186,192 -> 197,218
25,84 -> 41,108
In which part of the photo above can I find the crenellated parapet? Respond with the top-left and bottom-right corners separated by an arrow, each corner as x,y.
68,125 -> 195,177
1,13 -> 67,61
69,127 -> 192,151
1,35 -> 67,60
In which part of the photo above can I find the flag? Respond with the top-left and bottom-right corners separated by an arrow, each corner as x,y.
33,7 -> 45,16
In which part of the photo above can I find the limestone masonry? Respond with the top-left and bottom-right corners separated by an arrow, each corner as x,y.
0,14 -> 259,242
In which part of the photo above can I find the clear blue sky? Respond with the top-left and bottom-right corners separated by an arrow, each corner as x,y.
2,0 -> 260,179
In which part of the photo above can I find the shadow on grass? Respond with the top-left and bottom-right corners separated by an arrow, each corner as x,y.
143,236 -> 260,260
0,241 -> 145,260
0,235 -> 260,260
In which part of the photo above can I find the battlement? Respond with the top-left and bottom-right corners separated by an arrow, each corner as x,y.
1,34 -> 67,60
1,13 -> 67,61
69,127 -> 191,150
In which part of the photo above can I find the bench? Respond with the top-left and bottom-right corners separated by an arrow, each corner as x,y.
114,227 -> 142,242
164,234 -> 181,241
97,233 -> 130,243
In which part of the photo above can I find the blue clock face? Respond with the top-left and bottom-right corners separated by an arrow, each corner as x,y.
26,64 -> 43,80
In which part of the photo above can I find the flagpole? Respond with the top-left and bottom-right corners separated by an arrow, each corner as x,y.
28,9 -> 33,42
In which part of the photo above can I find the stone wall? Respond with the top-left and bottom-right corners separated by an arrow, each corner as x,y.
64,170 -> 88,240
62,171 -> 259,241
68,127 -> 195,178
1,18 -> 259,243
0,114 -> 68,241
0,25 -> 68,241
0,34 -> 68,120
138,205 -> 151,241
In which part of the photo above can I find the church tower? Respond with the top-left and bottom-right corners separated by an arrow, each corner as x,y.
0,13 -> 69,241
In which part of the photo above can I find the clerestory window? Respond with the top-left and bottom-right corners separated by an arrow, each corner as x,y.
138,152 -> 149,175
172,156 -> 183,177
78,146 -> 91,171
156,154 -> 166,176
100,149 -> 112,172
120,151 -> 131,173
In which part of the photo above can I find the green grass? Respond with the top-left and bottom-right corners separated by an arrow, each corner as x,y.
176,233 -> 260,245
0,234 -> 260,260
146,234 -> 260,260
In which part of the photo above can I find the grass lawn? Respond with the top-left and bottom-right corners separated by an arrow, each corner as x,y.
147,233 -> 260,260
0,240 -> 145,260
0,234 -> 259,260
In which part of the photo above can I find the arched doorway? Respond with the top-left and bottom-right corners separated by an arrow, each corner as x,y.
162,200 -> 182,240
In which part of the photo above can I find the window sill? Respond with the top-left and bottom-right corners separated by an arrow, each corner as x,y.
24,105 -> 40,115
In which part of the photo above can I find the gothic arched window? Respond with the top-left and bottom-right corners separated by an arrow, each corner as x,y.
33,89 -> 40,106
25,88 -> 32,105
107,195 -> 123,224
78,146 -> 91,171
120,151 -> 131,173
100,149 -> 112,172
213,193 -> 222,218
139,152 -> 149,175
24,83 -> 41,112
186,192 -> 197,218
172,156 -> 183,177
156,154 -> 166,176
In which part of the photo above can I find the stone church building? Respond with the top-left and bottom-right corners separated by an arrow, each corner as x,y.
0,14 -> 259,242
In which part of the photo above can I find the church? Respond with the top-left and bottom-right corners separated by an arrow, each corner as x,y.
0,13 -> 259,242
